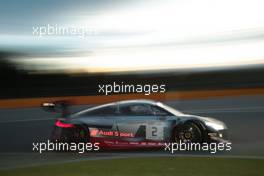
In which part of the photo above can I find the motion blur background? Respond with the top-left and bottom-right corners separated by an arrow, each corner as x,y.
1,0 -> 264,98
1,0 -> 264,175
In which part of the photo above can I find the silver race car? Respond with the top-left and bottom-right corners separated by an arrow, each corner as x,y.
44,99 -> 228,149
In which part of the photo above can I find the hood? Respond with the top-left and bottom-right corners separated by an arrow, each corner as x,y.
180,114 -> 227,130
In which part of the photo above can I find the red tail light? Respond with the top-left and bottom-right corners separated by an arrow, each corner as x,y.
55,120 -> 75,128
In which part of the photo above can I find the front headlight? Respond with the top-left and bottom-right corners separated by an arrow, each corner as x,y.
205,121 -> 225,130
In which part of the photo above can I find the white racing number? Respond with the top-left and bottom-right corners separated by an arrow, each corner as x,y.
146,124 -> 164,140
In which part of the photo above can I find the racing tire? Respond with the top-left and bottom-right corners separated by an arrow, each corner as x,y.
173,121 -> 203,143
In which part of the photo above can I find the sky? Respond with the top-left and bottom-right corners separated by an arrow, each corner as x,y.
1,0 -> 264,73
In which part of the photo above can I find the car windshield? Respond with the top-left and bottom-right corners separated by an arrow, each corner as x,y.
157,102 -> 184,116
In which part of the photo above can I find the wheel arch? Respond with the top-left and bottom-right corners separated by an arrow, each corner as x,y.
171,119 -> 208,142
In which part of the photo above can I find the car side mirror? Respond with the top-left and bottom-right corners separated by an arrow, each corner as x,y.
158,112 -> 168,116
154,110 -> 168,116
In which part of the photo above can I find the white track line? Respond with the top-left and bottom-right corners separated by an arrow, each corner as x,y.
185,106 -> 264,113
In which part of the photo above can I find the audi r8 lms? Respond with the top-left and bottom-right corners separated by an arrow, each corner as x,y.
44,99 -> 228,149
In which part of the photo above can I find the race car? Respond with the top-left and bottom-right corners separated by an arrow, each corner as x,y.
44,99 -> 228,149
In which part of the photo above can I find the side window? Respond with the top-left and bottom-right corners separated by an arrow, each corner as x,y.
83,105 -> 117,116
120,104 -> 152,116
151,105 -> 172,116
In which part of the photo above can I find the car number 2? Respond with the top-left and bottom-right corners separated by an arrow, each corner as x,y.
146,125 -> 164,140
152,127 -> 158,136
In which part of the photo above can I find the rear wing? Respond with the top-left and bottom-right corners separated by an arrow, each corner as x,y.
41,100 -> 72,117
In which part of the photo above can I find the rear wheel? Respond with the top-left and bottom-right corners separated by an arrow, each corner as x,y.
72,125 -> 90,143
51,125 -> 90,143
173,122 -> 203,143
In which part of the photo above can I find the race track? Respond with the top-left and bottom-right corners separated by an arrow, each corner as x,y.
0,95 -> 264,169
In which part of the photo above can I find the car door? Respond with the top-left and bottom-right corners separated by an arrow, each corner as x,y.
149,104 -> 176,141
116,103 -> 164,141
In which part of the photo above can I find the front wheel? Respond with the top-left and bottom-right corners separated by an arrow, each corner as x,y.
173,122 -> 203,143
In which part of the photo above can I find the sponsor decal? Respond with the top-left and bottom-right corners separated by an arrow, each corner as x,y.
90,129 -> 134,138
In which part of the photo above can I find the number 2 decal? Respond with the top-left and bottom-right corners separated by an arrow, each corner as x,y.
151,126 -> 158,137
146,125 -> 163,140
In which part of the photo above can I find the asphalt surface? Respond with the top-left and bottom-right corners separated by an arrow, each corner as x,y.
0,95 -> 264,169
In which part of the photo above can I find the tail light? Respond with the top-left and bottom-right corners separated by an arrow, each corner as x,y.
55,120 -> 75,128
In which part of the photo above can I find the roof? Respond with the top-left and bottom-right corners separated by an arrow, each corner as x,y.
116,99 -> 158,105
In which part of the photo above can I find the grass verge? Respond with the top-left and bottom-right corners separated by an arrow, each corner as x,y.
1,156 -> 263,176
